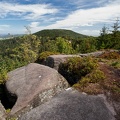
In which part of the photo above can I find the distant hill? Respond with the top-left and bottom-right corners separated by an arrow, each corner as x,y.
34,29 -> 88,40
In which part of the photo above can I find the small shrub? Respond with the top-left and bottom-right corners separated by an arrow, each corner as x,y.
0,70 -> 8,84
6,109 -> 11,113
87,69 -> 105,83
99,51 -> 120,59
78,77 -> 90,88
59,56 -> 98,85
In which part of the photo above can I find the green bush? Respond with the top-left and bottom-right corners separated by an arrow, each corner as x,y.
37,51 -> 59,63
87,69 -> 105,83
76,77 -> 90,88
59,56 -> 98,85
0,70 -> 8,84
73,69 -> 105,89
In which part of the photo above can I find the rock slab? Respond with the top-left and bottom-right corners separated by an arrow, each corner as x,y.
19,89 -> 115,120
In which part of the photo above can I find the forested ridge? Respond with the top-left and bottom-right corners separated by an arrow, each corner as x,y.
34,29 -> 87,39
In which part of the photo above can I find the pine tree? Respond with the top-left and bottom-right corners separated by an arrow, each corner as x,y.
111,18 -> 120,35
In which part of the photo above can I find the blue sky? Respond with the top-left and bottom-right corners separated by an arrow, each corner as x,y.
0,0 -> 120,36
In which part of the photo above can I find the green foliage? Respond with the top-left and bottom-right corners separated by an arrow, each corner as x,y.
100,25 -> 109,36
0,34 -> 41,84
97,19 -> 120,50
40,40 -> 58,52
37,51 -> 59,63
86,69 -> 105,83
3,34 -> 40,62
6,117 -> 17,120
6,109 -> 11,113
73,69 -> 105,89
59,56 -> 98,85
56,37 -> 75,54
74,37 -> 97,53
111,60 -> 120,68
0,69 -> 8,84
39,37 -> 75,54
74,77 -> 90,88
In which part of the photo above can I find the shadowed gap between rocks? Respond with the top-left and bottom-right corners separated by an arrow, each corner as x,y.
0,84 -> 17,109
58,64 -> 79,86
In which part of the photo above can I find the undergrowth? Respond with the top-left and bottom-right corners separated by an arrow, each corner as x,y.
59,56 -> 98,85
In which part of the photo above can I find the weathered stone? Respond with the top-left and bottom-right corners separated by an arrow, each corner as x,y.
6,63 -> 69,117
19,89 -> 116,120
79,50 -> 119,57
45,55 -> 81,70
0,101 -> 6,120
79,51 -> 105,57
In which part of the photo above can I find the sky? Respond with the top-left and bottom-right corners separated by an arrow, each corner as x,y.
0,0 -> 120,36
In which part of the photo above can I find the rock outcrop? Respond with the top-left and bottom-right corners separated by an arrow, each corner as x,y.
5,63 -> 69,117
45,55 -> 80,70
19,89 -> 116,120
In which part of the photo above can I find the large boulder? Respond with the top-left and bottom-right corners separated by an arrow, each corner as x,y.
6,63 -> 69,117
19,89 -> 116,120
45,55 -> 80,70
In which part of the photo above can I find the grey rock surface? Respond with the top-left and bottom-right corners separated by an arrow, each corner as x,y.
0,102 -> 6,120
79,50 -> 119,57
79,51 -> 105,57
45,55 -> 81,70
19,89 -> 115,120
6,63 -> 69,116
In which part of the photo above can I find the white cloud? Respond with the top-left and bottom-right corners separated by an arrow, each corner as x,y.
28,22 -> 45,33
29,22 -> 40,28
44,3 -> 120,31
80,30 -> 100,36
0,2 -> 58,20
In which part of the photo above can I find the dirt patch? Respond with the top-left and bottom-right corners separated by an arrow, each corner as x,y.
99,62 -> 120,97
